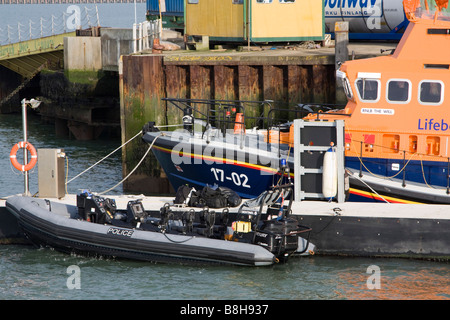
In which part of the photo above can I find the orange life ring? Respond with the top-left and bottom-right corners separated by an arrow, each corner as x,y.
10,141 -> 38,172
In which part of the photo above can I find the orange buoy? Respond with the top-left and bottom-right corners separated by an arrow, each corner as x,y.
10,141 -> 38,172
234,113 -> 245,134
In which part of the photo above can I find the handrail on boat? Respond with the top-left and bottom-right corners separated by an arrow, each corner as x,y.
349,136 -> 450,194
161,98 -> 347,136
162,97 -> 276,135
296,103 -> 349,120
160,98 -> 350,164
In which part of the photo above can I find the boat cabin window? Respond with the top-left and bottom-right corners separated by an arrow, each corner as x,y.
256,0 -> 272,3
356,79 -> 380,102
188,0 -> 199,3
424,64 -> 449,70
279,0 -> 295,2
419,80 -> 444,105
233,0 -> 243,3
387,80 -> 411,103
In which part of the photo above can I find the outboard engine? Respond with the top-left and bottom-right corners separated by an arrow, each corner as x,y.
254,218 -> 311,262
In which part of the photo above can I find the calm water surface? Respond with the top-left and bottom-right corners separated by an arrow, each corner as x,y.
0,3 -> 449,302
1,245 -> 449,300
0,113 -> 123,196
0,113 -> 448,300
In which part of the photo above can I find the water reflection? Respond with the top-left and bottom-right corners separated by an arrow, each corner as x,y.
0,113 -> 449,300
335,260 -> 450,300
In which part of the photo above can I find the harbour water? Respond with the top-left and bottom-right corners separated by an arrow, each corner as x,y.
0,114 -> 448,301
0,113 -> 123,197
0,2 -> 449,303
1,244 -> 449,300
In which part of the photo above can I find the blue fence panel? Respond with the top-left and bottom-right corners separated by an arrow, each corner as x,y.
147,0 -> 184,16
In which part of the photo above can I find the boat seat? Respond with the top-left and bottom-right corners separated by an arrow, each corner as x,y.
238,185 -> 292,217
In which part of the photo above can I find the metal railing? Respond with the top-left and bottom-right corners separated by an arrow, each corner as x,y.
351,137 -> 450,193
132,19 -> 160,53
0,5 -> 100,45
162,98 -> 281,136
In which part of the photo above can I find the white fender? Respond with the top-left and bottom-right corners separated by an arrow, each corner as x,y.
322,144 -> 338,199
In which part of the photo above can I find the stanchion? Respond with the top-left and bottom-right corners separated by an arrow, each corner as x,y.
20,98 -> 41,196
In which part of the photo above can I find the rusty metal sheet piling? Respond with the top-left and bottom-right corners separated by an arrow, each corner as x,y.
120,52 -> 336,194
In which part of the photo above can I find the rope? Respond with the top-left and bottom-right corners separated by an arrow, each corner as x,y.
162,232 -> 195,244
418,154 -> 442,190
66,130 -> 142,185
350,171 -> 389,203
155,124 -> 184,128
348,131 -> 417,180
98,134 -> 160,195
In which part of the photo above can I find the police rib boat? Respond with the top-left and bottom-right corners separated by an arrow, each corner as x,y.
5,186 -> 313,266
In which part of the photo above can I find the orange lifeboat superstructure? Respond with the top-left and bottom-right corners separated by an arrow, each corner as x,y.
305,0 -> 450,203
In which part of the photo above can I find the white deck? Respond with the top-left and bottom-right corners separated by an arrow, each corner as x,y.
3,192 -> 450,221
291,200 -> 450,220
349,170 -> 450,201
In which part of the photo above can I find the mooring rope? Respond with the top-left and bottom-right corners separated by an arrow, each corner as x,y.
98,133 -> 161,195
66,130 -> 143,186
350,172 -> 389,203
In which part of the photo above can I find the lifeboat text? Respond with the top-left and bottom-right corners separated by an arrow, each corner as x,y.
418,119 -> 450,131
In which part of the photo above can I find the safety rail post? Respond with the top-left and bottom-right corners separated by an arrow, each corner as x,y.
447,157 -> 450,194
359,141 -> 363,177
132,20 -> 160,53
22,100 -> 30,196
402,151 -> 407,187
29,19 -> 33,40
51,15 -> 55,35
8,25 -> 12,44
20,98 -> 41,196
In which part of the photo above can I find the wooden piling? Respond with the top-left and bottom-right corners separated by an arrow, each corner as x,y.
334,21 -> 349,105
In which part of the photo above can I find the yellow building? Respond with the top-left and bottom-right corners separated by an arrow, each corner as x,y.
185,0 -> 324,43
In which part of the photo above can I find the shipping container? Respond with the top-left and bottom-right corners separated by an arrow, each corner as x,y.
185,0 -> 324,43
147,0 -> 184,30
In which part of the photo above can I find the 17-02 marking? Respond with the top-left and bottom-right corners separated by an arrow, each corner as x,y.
211,168 -> 251,188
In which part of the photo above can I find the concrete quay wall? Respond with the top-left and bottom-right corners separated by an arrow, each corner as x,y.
38,28 -> 133,140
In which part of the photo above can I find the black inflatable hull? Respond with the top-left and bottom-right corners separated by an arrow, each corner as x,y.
6,196 -> 278,266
